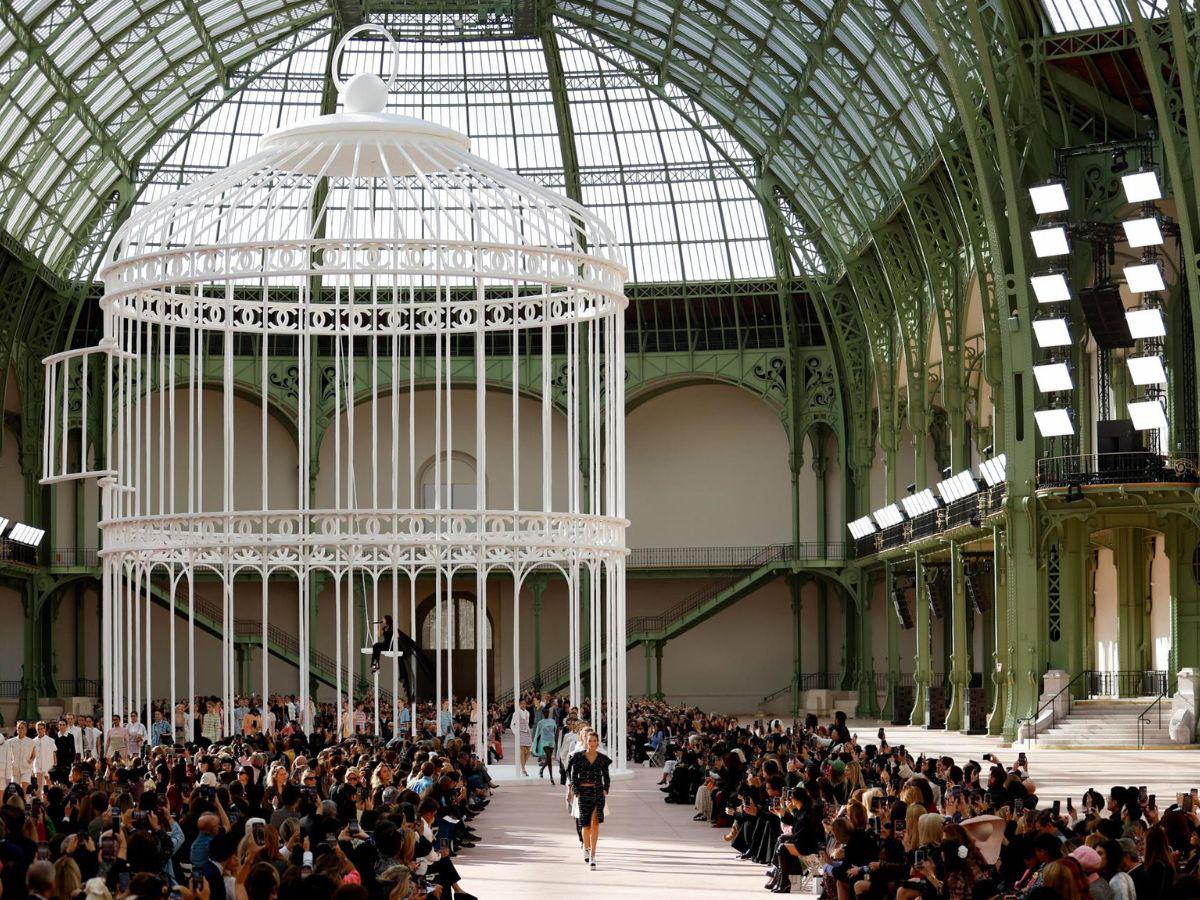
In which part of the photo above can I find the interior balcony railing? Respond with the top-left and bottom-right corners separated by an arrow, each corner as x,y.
627,543 -> 844,569
856,485 -> 1007,559
1037,451 -> 1199,489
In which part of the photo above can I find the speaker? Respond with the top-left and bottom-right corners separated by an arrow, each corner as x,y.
892,587 -> 914,630
1079,285 -> 1134,349
965,565 -> 990,614
925,571 -> 945,619
1096,418 -> 1143,455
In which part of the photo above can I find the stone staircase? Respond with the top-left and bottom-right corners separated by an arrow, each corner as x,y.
1031,697 -> 1177,748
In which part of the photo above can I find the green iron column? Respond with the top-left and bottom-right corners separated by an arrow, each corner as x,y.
988,528 -> 1010,736
816,582 -> 828,683
855,570 -> 879,717
1115,529 -> 1149,695
1166,521 -> 1200,713
790,574 -> 804,719
880,561 -> 899,721
946,541 -> 970,731
531,576 -> 547,690
644,642 -> 653,698
18,580 -> 48,721
1054,520 -> 1088,693
910,551 -> 929,727
654,641 -> 664,700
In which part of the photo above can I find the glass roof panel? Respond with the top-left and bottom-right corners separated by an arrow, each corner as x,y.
1039,0 -> 1172,32
126,24 -> 774,285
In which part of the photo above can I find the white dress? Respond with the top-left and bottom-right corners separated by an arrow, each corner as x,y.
512,708 -> 532,746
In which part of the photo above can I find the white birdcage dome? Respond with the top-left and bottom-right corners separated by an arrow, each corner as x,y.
99,64 -> 626,335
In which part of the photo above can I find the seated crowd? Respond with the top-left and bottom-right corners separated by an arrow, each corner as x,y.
0,693 -> 499,900
632,700 -> 1200,899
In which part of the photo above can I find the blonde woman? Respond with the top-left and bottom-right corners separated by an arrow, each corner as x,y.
902,803 -> 926,852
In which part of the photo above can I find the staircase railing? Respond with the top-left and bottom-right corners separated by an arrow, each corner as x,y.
1018,671 -> 1087,745
499,544 -> 794,704
1137,690 -> 1167,749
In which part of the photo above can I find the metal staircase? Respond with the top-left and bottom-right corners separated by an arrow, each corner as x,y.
500,543 -> 809,702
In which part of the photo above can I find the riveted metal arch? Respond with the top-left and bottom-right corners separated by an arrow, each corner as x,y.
552,0 -> 943,257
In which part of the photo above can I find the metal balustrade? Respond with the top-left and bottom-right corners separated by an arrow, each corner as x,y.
1037,451 -> 1199,488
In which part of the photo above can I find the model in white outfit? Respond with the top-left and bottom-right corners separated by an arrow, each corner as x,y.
127,713 -> 147,757
9,722 -> 35,788
0,732 -> 9,789
32,722 -> 56,786
80,719 -> 101,760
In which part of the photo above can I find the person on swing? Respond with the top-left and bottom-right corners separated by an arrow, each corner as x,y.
371,614 -> 395,672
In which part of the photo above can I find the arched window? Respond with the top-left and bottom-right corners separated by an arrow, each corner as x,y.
419,593 -> 492,650
417,451 -> 479,510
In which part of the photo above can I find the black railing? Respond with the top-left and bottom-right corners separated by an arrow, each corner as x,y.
627,542 -> 844,569
49,548 -> 99,567
908,511 -> 940,540
56,678 -> 102,696
1037,451 -> 1199,488
0,680 -> 21,698
1086,669 -> 1167,697
1019,671 -> 1087,745
0,540 -> 38,567
1137,690 -> 1167,749
854,488 -> 1005,559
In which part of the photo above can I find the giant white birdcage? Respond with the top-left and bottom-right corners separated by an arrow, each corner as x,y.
43,25 -> 629,771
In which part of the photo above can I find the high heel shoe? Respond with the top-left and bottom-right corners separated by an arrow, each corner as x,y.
723,825 -> 738,842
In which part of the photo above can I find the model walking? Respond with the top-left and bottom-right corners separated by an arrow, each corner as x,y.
532,706 -> 558,783
512,698 -> 532,776
569,731 -> 611,869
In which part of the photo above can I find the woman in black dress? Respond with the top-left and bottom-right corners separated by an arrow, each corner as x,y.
569,730 -> 612,869
371,615 -> 395,672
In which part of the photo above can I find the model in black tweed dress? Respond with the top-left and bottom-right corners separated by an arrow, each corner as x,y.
568,730 -> 612,869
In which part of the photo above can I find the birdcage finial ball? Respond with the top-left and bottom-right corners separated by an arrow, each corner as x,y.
342,72 -> 389,114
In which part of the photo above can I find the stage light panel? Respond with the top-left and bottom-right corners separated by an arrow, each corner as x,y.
1034,408 -> 1074,437
1033,362 -> 1073,393
1033,317 -> 1072,348
1031,226 -> 1069,258
936,470 -> 979,503
1031,272 -> 1071,304
1125,308 -> 1166,339
1029,181 -> 1069,214
873,504 -> 905,529
1123,262 -> 1165,293
901,489 -> 939,517
1123,216 -> 1163,247
979,454 -> 1007,487
1128,398 -> 1168,431
1121,170 -> 1162,203
1127,355 -> 1167,386
847,516 -> 877,540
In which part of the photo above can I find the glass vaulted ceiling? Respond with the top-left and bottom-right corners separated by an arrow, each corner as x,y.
0,0 -> 962,283
135,26 -> 775,284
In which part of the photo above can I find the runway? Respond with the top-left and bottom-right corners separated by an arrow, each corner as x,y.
459,764 -> 778,898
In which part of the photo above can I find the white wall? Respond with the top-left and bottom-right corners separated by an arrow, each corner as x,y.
626,384 -> 792,547
1094,547 -> 1119,672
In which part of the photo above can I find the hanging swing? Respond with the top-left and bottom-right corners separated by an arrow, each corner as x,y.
360,582 -> 403,658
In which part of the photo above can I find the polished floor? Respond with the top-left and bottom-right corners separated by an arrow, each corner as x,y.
460,725 -> 1200,898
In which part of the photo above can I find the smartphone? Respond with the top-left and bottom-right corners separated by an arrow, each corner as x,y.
984,792 -> 992,806
190,874 -> 205,894
1067,797 -> 1074,813
914,849 -> 926,866
253,823 -> 265,844
1015,799 -> 1023,813
133,810 -> 148,828
347,820 -> 361,836
1052,800 -> 1060,817
100,835 -> 116,862
1191,788 -> 1198,802
1150,794 -> 1156,809
1140,785 -> 1149,805
871,817 -> 880,835
1186,795 -> 1195,814
1017,752 -> 1027,768
36,842 -> 49,861
118,872 -> 131,894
